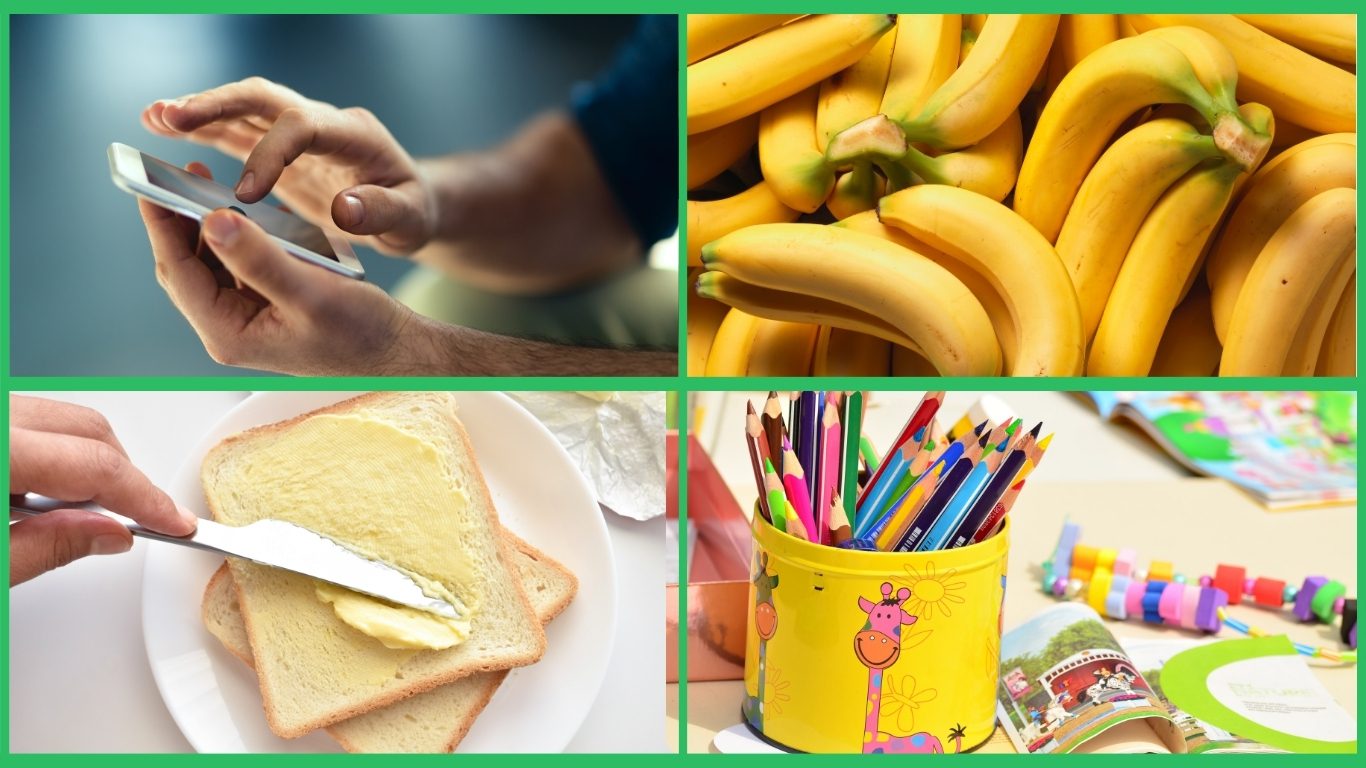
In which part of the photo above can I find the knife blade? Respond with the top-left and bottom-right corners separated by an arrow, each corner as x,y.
10,494 -> 462,619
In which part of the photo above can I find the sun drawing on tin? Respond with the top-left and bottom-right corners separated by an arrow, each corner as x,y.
880,673 -> 938,733
763,666 -> 792,716
895,562 -> 967,621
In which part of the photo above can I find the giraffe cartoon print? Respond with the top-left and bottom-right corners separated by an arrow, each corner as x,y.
855,582 -> 965,754
743,552 -> 779,731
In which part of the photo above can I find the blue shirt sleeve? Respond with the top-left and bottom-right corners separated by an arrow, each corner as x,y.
570,15 -> 679,247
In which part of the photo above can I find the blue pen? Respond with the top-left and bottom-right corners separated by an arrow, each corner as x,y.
915,457 -> 998,551
853,428 -> 922,536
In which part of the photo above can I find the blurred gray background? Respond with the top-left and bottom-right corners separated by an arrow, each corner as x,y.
10,14 -> 640,376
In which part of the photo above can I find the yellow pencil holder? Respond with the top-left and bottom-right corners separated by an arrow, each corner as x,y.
742,513 -> 1009,754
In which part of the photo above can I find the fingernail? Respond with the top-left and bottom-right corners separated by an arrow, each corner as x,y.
90,534 -> 131,556
343,194 -> 364,225
177,504 -> 200,530
204,212 -> 240,246
235,171 -> 255,198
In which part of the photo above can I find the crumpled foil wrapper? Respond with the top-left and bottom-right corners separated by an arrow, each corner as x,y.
507,392 -> 665,521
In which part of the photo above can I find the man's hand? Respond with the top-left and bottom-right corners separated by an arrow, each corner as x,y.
10,396 -> 198,586
140,164 -> 416,376
143,77 -> 435,254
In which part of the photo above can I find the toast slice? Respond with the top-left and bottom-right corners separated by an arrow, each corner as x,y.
203,531 -> 578,752
201,392 -> 545,737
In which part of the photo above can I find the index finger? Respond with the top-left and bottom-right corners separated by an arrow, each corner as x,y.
159,77 -> 309,134
10,396 -> 130,457
9,428 -> 197,535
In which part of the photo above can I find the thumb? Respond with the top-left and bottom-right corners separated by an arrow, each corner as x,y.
330,183 -> 431,253
10,509 -> 133,586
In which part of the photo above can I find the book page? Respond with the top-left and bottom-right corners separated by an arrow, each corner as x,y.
995,603 -> 1174,753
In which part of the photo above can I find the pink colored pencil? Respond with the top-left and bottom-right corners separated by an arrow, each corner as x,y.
781,437 -> 818,543
814,393 -> 843,545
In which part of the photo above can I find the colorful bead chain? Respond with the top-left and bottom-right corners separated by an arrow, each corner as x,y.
1042,521 -> 1357,664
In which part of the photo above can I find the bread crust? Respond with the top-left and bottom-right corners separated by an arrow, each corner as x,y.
202,392 -> 548,738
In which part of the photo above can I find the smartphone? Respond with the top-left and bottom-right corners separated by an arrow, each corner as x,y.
108,142 -> 364,279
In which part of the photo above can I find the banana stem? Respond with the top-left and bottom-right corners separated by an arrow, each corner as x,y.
896,145 -> 950,186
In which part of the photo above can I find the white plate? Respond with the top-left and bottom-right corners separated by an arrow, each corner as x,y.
141,391 -> 617,753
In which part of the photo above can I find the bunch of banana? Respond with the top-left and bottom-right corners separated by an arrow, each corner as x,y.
685,13 -> 1358,378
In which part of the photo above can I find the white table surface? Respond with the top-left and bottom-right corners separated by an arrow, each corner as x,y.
9,391 -> 665,754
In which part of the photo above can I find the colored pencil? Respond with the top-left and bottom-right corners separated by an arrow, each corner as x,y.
763,457 -> 789,533
781,438 -> 818,542
855,390 -> 944,511
815,394 -> 842,545
859,435 -> 880,474
761,392 -> 786,470
842,392 -> 863,508
746,401 -> 774,522
893,438 -> 983,552
829,493 -> 852,546
854,427 -> 924,534
797,390 -> 820,502
971,432 -> 1052,543
947,440 -> 1031,549
872,465 -> 945,551
785,502 -> 809,542
915,431 -> 1009,551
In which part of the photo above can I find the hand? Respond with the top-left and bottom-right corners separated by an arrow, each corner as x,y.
140,164 -> 415,375
143,77 -> 435,254
10,396 -> 198,585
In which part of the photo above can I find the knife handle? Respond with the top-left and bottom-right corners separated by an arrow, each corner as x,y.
9,494 -> 202,547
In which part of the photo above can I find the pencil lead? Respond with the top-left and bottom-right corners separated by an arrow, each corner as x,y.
1029,421 -> 1043,438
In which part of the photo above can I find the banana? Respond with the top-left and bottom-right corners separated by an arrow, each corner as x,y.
814,326 -> 891,376
1057,117 -> 1223,341
746,318 -> 819,376
1138,25 -> 1240,114
759,86 -> 836,212
1150,278 -> 1222,376
1015,32 -> 1269,242
1057,14 -> 1120,70
825,164 -> 884,220
700,223 -> 1001,375
687,271 -> 733,375
688,14 -> 894,135
898,110 -> 1023,202
1220,187 -> 1357,376
695,271 -> 923,353
1283,252 -> 1356,376
877,185 -> 1084,376
687,115 -> 759,190
816,28 -> 897,152
1207,136 -> 1356,340
879,15 -> 962,127
703,308 -> 763,376
1089,122 -> 1264,378
892,344 -> 940,376
686,181 -> 800,266
1126,15 -> 1356,134
1316,272 -> 1357,376
1234,14 -> 1356,66
687,14 -> 803,64
872,14 -> 1057,151
835,210 -> 1017,373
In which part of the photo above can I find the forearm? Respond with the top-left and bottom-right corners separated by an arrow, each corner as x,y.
387,312 -> 676,376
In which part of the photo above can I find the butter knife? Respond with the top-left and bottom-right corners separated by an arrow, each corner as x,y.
10,494 -> 461,619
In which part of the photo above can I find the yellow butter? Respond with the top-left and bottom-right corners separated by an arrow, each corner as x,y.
231,412 -> 481,652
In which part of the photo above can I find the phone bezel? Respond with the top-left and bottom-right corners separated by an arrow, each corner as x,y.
108,142 -> 365,280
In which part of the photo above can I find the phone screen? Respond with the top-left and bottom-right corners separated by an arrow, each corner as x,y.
140,153 -> 338,260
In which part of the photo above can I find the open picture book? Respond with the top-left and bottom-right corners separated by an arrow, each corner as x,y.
994,603 -> 1336,754
1080,391 -> 1355,509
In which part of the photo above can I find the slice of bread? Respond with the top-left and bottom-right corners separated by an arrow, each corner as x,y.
201,392 -> 546,737
203,531 -> 578,752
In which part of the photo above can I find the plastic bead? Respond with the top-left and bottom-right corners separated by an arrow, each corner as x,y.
1051,577 -> 1068,596
1293,577 -> 1326,621
1214,564 -> 1246,605
1097,548 -> 1117,572
1071,545 -> 1098,579
1243,578 -> 1256,596
1311,580 -> 1348,624
1067,578 -> 1085,599
1143,581 -> 1167,624
1107,575 -> 1131,620
1181,584 -> 1202,629
1088,568 -> 1113,615
1195,587 -> 1228,632
1053,522 -> 1080,581
1341,599 -> 1357,647
1114,548 -> 1136,578
1174,573 -> 1187,584
1334,597 -> 1345,615
1199,575 -> 1213,588
1284,584 -> 1299,604
1126,579 -> 1146,617
1159,581 -> 1185,625
1149,560 -> 1174,583
1252,577 -> 1286,607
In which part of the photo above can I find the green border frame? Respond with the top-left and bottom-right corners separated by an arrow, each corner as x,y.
2,4 -> 1363,761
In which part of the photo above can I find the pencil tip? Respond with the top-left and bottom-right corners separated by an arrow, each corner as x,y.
1030,421 -> 1043,437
